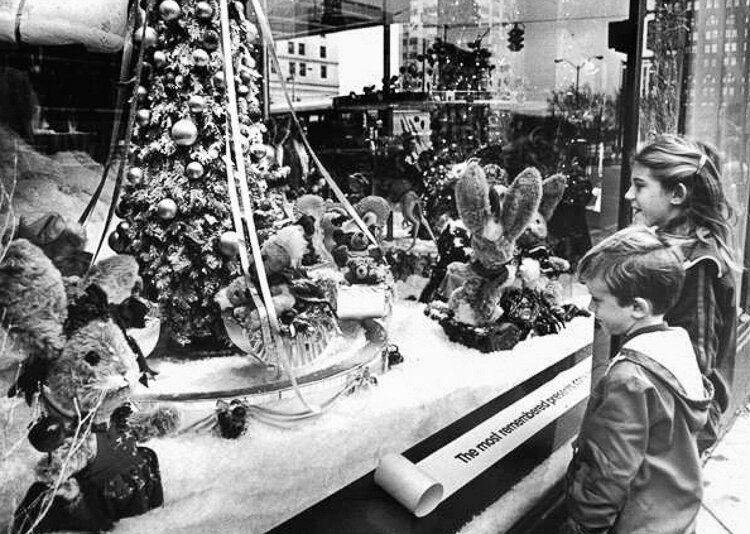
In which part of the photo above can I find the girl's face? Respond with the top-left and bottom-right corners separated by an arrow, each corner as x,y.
625,163 -> 682,227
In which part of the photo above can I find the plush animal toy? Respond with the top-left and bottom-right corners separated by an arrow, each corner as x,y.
445,163 -> 542,325
0,239 -> 177,533
293,194 -> 335,264
0,239 -> 68,397
12,318 -> 177,533
16,212 -> 91,277
515,174 -> 571,297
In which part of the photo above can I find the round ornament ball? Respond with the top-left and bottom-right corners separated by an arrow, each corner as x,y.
159,0 -> 181,21
157,198 -> 178,220
195,1 -> 213,20
108,231 -> 126,253
153,50 -> 167,68
171,119 -> 198,146
249,143 -> 268,160
192,48 -> 210,68
188,95 -> 206,113
136,109 -> 151,126
238,66 -> 253,84
212,72 -> 226,90
116,221 -> 131,234
203,29 -> 220,52
127,167 -> 144,183
114,201 -> 127,218
219,231 -> 240,257
134,26 -> 157,48
137,85 -> 148,99
186,161 -> 204,179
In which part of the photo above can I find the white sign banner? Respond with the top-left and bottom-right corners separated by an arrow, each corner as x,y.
416,357 -> 591,500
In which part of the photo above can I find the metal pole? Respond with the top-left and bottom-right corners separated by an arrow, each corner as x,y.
617,0 -> 646,231
383,0 -> 390,98
261,0 -> 270,120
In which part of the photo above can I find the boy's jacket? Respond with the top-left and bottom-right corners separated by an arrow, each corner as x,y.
567,326 -> 713,534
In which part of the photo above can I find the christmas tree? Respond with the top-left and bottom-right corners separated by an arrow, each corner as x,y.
115,0 -> 282,345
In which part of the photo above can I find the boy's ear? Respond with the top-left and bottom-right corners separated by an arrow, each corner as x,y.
631,297 -> 653,318
670,183 -> 688,206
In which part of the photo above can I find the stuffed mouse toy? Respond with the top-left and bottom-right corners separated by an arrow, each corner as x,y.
1,239 -> 178,533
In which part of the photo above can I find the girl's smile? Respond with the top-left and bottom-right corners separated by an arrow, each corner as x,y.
625,163 -> 683,227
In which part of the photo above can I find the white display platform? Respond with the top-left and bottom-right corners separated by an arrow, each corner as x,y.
114,300 -> 593,534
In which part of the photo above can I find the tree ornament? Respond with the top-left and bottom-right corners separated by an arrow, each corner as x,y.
249,144 -> 268,160
171,118 -> 198,146
108,231 -> 126,253
159,0 -> 181,21
137,85 -> 149,99
116,221 -> 131,234
238,66 -> 253,84
136,109 -> 151,126
219,231 -> 240,257
192,48 -> 210,68
203,29 -> 220,52
157,198 -> 178,220
127,167 -> 144,183
114,201 -> 127,218
134,26 -> 157,48
212,72 -> 226,89
186,161 -> 205,179
153,50 -> 167,68
188,95 -> 206,113
195,1 -> 213,20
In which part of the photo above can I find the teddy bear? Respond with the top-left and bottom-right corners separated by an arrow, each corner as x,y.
443,162 -> 542,326
0,239 -> 178,533
293,194 -> 335,265
514,174 -> 571,300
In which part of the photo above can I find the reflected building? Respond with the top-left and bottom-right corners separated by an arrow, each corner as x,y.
269,35 -> 340,105
684,0 -> 750,163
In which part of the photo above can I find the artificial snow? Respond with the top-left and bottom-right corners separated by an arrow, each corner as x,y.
2,298 -> 593,533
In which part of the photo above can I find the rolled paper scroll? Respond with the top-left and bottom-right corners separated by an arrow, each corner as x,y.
374,453 -> 443,518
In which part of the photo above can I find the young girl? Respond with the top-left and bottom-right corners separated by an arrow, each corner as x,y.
627,134 -> 739,453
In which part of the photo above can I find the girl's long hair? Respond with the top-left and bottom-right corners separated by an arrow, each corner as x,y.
633,134 -> 741,272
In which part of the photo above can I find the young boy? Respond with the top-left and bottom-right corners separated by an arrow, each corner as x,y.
563,226 -> 714,534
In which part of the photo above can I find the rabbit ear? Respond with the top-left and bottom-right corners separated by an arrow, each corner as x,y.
500,167 -> 542,241
539,174 -> 568,221
454,162 -> 491,235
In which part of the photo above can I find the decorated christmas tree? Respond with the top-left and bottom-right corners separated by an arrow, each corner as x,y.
114,0 -> 283,345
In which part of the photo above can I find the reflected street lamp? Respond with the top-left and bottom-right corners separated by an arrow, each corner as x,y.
286,74 -> 296,102
554,55 -> 604,98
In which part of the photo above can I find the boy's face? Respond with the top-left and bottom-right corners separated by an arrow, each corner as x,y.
585,277 -> 635,335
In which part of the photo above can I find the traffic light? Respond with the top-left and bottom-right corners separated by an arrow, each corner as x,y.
507,23 -> 525,52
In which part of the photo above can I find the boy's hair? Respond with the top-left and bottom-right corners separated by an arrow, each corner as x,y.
633,134 -> 739,271
578,226 -> 685,314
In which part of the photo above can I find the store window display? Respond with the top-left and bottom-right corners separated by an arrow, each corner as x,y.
13,1 -> 750,533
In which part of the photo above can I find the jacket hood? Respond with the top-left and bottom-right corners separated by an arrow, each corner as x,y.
620,327 -> 714,432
